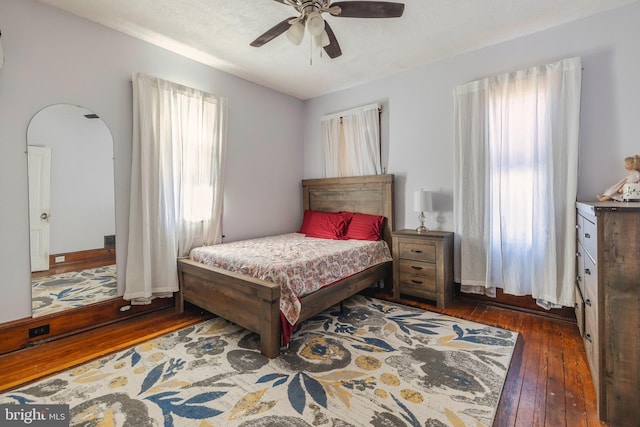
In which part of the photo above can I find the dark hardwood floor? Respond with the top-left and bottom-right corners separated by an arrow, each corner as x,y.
0,293 -> 604,427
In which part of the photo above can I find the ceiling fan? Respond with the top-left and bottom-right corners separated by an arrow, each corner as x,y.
250,0 -> 405,59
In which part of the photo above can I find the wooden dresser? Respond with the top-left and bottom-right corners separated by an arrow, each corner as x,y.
575,201 -> 640,426
391,229 -> 454,308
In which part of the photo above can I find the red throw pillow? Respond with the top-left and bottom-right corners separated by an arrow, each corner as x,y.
344,213 -> 385,241
303,210 -> 354,239
298,209 -> 314,234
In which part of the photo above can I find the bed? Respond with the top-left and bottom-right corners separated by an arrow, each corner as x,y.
175,174 -> 395,358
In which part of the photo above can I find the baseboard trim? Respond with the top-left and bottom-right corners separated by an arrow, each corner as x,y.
454,283 -> 576,322
0,296 -> 174,355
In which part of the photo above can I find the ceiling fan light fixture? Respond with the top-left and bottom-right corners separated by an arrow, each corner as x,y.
315,30 -> 330,48
306,12 -> 325,36
286,20 -> 305,45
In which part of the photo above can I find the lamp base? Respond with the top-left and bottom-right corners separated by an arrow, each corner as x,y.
416,211 -> 429,233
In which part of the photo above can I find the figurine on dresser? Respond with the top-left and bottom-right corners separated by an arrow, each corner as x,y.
597,154 -> 640,201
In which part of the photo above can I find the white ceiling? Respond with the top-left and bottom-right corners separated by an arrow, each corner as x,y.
39,0 -> 639,100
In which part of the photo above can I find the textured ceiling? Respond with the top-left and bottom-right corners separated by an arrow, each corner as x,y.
39,0 -> 639,100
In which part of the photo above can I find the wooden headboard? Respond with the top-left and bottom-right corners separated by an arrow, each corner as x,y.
301,174 -> 395,249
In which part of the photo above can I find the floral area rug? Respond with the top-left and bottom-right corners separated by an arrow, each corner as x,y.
32,265 -> 117,317
2,295 -> 518,426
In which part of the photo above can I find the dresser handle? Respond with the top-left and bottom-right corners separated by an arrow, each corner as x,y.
584,233 -> 590,239
410,265 -> 423,271
576,275 -> 582,282
411,249 -> 423,254
576,251 -> 581,257
576,224 -> 581,229
585,299 -> 592,307
585,268 -> 591,275
585,333 -> 592,342
411,279 -> 423,285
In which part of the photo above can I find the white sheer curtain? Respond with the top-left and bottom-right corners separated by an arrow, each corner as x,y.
453,57 -> 582,308
321,103 -> 381,177
124,73 -> 228,303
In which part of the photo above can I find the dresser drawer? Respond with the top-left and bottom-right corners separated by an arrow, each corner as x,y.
397,259 -> 437,293
576,213 -> 585,244
583,252 -> 597,302
575,285 -> 585,337
398,241 -> 436,262
576,240 -> 585,296
581,216 -> 597,259
583,283 -> 599,392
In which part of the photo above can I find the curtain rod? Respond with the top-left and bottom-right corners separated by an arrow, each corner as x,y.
322,103 -> 382,121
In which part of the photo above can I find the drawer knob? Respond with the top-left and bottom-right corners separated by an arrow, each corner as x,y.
576,275 -> 582,282
411,279 -> 423,285
585,299 -> 592,307
584,233 -> 590,239
576,251 -> 581,257
585,268 -> 591,275
410,265 -> 424,271
411,249 -> 423,254
585,333 -> 592,342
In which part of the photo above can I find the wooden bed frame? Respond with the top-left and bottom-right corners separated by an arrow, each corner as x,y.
175,174 -> 395,358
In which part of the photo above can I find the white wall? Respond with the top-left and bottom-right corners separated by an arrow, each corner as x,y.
303,2 -> 640,232
0,0 -> 304,323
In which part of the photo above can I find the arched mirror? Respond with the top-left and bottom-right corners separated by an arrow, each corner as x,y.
27,104 -> 116,317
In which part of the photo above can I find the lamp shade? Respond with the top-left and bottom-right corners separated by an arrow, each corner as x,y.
414,190 -> 433,212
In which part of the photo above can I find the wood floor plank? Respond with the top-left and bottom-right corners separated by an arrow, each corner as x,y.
563,322 -> 589,427
532,318 -> 550,425
514,315 -> 545,427
545,321 -> 567,427
493,311 -> 526,427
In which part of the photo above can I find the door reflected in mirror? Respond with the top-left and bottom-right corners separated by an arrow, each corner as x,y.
27,104 -> 117,317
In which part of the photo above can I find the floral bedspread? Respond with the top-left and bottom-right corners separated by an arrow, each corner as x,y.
189,233 -> 392,326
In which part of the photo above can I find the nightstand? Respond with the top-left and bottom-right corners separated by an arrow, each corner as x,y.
392,229 -> 454,308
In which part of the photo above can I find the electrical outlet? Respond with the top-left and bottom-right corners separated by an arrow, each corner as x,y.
104,235 -> 115,248
29,324 -> 50,338
54,255 -> 65,263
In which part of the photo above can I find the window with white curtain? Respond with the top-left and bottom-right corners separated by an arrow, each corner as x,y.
124,73 -> 228,303
321,103 -> 382,177
453,57 -> 582,308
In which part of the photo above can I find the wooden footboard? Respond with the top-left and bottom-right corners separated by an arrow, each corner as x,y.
176,258 -> 281,358
177,258 -> 391,358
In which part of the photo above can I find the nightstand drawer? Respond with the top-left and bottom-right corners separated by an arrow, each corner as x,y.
398,264 -> 437,294
397,241 -> 436,262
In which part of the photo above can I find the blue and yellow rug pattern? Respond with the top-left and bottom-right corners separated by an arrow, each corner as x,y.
2,295 -> 518,426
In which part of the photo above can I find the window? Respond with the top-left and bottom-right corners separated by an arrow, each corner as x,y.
321,103 -> 382,177
125,73 -> 228,302
454,58 -> 582,308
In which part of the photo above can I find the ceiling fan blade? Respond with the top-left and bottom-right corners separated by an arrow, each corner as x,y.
250,17 -> 296,47
323,21 -> 342,59
329,1 -> 404,18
